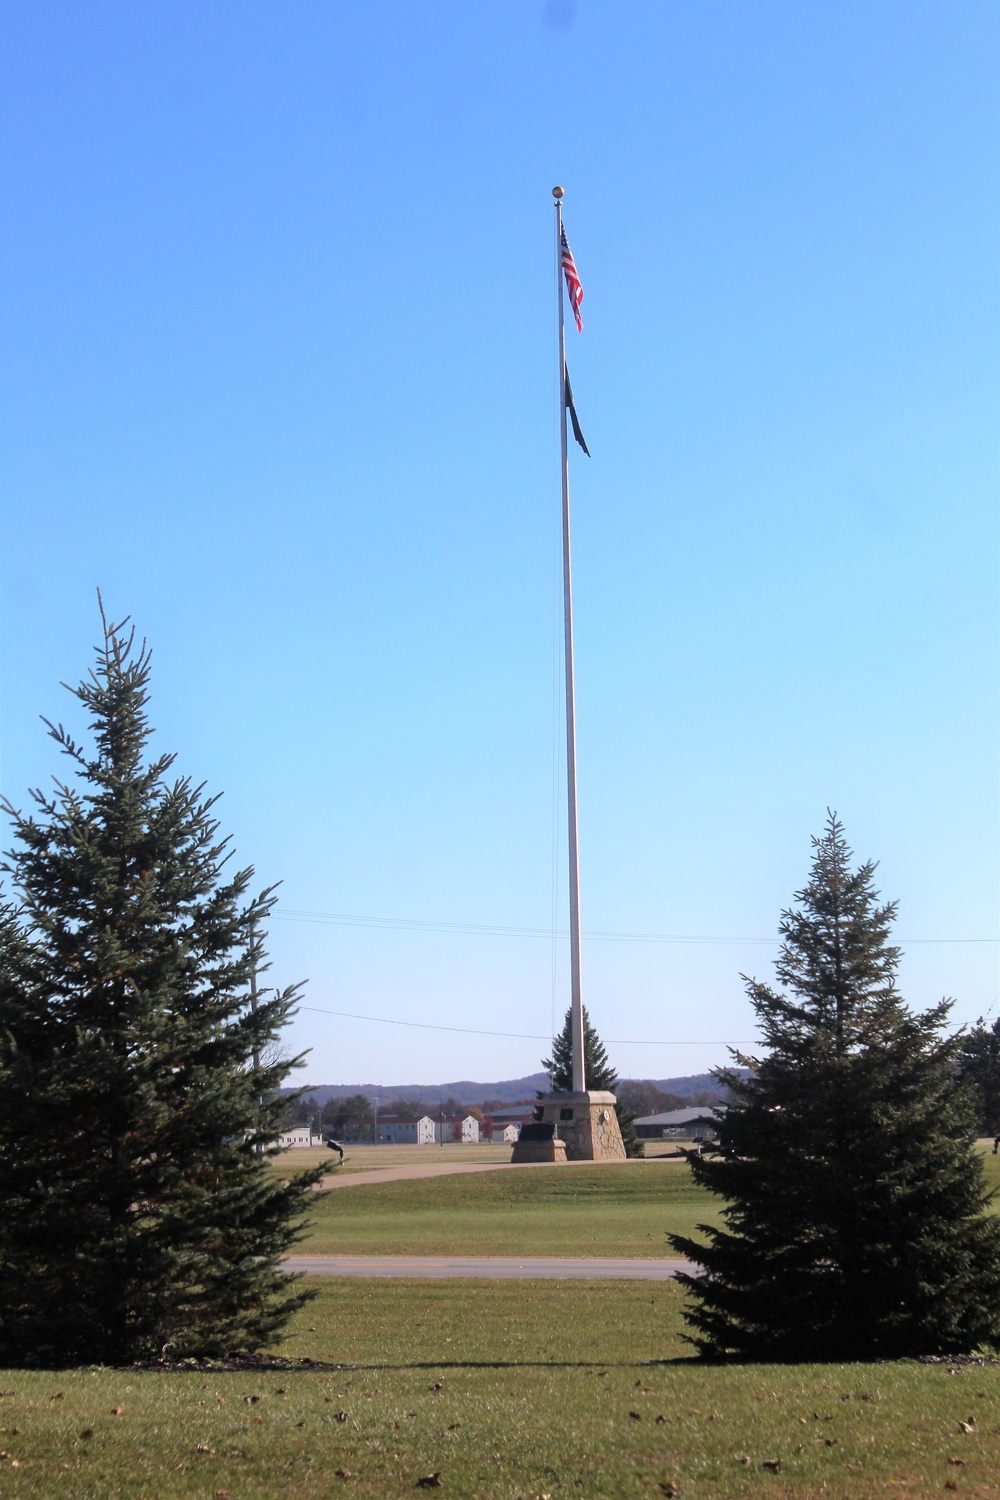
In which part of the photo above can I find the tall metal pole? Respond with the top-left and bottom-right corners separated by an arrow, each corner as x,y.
554,187 -> 586,1096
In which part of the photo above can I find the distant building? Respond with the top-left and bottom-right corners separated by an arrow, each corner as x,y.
634,1107 -> 720,1141
486,1104 -> 537,1127
375,1114 -> 480,1144
374,1115 -> 435,1144
277,1126 -> 323,1149
431,1115 -> 480,1144
497,1122 -> 520,1144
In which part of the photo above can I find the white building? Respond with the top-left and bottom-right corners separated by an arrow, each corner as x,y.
374,1115 -> 436,1144
498,1123 -> 520,1144
374,1114 -> 480,1144
430,1115 -> 479,1144
277,1126 -> 323,1149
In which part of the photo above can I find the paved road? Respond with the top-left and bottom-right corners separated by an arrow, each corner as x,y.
284,1255 -> 692,1281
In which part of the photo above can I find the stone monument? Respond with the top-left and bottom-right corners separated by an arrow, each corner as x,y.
511,1089 -> 625,1164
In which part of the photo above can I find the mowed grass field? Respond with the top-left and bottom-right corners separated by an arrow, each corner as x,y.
4,1278 -> 1000,1498
290,1144 -> 515,1176
299,1150 -> 1000,1259
4,1151 -> 999,1497
303,1161 -> 715,1257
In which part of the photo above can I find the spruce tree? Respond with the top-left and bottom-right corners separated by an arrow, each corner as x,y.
0,606 -> 324,1366
542,1004 -> 644,1157
671,814 -> 1000,1360
957,1018 -> 1000,1137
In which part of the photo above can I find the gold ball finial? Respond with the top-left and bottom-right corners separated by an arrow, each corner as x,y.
552,185 -> 564,200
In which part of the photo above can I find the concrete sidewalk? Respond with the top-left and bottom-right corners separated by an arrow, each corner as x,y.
284,1255 -> 692,1280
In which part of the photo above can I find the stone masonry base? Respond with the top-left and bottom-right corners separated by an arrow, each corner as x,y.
511,1090 -> 626,1164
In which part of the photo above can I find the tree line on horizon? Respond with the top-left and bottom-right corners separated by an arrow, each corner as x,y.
279,1077 -> 725,1141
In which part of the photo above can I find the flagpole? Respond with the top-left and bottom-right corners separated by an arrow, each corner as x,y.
553,186 -> 586,1096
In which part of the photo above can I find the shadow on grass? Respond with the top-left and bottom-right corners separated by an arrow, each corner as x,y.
340,1358 -> 694,1371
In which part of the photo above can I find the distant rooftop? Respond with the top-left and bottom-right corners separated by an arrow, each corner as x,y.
634,1106 -> 721,1127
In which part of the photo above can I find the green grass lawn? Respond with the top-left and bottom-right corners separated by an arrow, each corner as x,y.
3,1278 -> 1000,1498
300,1147 -> 1000,1260
280,1144 -> 515,1176
303,1162 -> 720,1257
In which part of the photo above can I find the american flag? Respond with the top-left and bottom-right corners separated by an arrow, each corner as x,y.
560,225 -> 584,332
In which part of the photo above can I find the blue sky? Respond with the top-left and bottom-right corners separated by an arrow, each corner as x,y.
2,1 -> 997,1088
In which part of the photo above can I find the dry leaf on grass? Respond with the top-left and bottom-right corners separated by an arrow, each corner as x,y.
959,1420 -> 976,1434
79,1430 -> 93,1440
948,1457 -> 966,1466
416,1474 -> 442,1489
335,1411 -> 349,1422
295,1421 -> 305,1428
946,1484 -> 958,1493
655,1415 -> 666,1425
762,1458 -> 782,1472
428,1382 -> 444,1392
447,1422 -> 460,1431
335,1469 -> 352,1480
111,1406 -> 124,1416
737,1456 -> 750,1466
194,1444 -> 213,1454
629,1411 -> 642,1421
658,1484 -> 679,1497
215,1490 -> 232,1498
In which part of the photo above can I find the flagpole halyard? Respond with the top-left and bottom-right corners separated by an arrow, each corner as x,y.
553,185 -> 586,1097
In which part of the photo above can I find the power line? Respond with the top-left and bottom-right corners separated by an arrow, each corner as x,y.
297,1002 -> 758,1048
275,908 -> 998,947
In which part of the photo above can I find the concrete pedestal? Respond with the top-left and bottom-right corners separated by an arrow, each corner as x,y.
506,1121 -> 567,1163
510,1091 -> 626,1164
